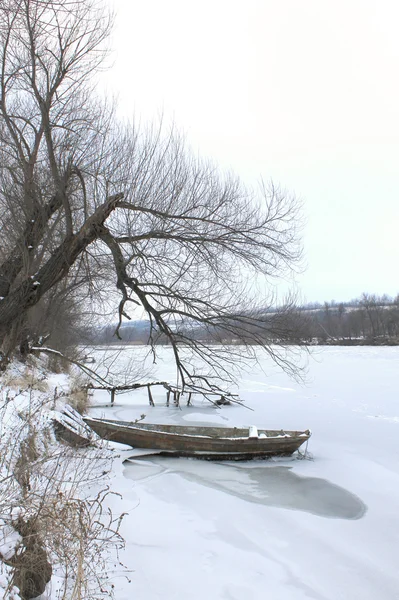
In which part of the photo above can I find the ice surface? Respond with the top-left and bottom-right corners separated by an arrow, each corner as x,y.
89,346 -> 399,600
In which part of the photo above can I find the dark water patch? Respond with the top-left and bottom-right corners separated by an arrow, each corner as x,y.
124,458 -> 367,520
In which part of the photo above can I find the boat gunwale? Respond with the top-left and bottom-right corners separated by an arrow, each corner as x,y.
84,417 -> 311,442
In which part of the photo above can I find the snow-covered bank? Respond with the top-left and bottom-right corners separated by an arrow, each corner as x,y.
0,360 -> 124,600
89,346 -> 399,600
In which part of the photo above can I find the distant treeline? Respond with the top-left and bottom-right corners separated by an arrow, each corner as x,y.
84,321 -> 153,345
296,293 -> 399,345
83,293 -> 399,347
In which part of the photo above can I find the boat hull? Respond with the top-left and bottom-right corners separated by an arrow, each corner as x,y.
84,417 -> 311,459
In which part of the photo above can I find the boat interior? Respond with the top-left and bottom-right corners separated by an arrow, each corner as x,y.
86,418 -> 310,439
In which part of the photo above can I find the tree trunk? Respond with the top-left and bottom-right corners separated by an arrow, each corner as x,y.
0,194 -> 123,354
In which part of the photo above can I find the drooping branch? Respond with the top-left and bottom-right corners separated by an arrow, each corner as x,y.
0,0 -> 304,391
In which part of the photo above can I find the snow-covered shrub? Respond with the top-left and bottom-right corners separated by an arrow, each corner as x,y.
0,361 -> 125,599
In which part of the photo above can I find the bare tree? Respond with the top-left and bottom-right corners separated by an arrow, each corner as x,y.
0,0 -> 303,390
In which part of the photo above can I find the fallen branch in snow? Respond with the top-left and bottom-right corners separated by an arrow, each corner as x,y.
87,381 -> 178,406
31,347 -> 248,409
86,381 -> 248,409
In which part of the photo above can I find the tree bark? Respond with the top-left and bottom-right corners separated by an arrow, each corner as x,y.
0,193 -> 123,348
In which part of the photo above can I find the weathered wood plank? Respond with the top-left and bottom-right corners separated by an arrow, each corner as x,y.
83,417 -> 311,459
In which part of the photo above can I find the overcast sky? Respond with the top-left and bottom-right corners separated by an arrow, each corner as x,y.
103,0 -> 399,303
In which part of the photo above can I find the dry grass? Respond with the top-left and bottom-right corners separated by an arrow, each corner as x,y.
68,376 -> 90,414
2,369 -> 48,393
46,353 -> 70,374
0,386 -> 124,599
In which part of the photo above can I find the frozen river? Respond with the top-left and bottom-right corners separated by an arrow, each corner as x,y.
89,346 -> 399,600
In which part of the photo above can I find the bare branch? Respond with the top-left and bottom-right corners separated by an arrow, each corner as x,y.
0,0 -> 304,393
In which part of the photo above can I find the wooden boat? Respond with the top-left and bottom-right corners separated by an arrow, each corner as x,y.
83,417 -> 311,460
52,405 -> 99,447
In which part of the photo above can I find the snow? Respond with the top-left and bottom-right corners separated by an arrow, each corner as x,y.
88,346 -> 399,600
0,576 -> 21,600
248,425 -> 258,438
0,524 -> 22,561
32,347 -> 63,356
1,347 -> 398,598
0,360 -> 120,599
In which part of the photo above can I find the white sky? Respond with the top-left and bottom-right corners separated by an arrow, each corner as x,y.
102,0 -> 399,303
